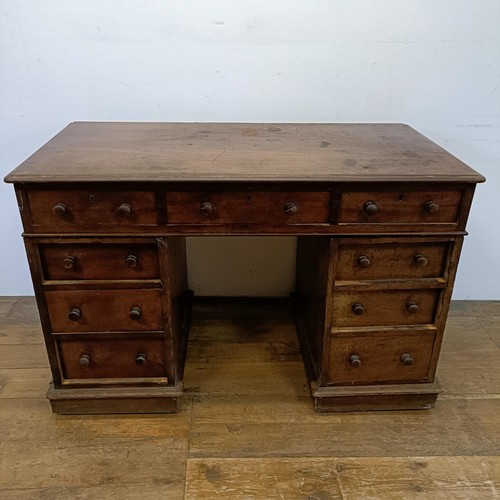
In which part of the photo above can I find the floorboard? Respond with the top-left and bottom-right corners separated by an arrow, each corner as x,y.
0,297 -> 498,499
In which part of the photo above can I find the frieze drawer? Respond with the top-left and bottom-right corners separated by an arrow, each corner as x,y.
27,190 -> 157,232
338,189 -> 462,226
166,191 -> 331,225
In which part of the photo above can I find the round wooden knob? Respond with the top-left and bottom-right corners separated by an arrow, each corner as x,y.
349,355 -> 362,368
283,202 -> 298,216
79,353 -> 91,366
406,301 -> 420,314
62,255 -> 76,270
125,254 -> 138,268
200,201 -> 214,216
424,200 -> 440,214
364,201 -> 379,215
414,254 -> 428,267
68,307 -> 81,321
117,203 -> 132,217
136,353 -> 147,365
357,256 -> 371,268
352,303 -> 365,315
401,353 -> 413,366
52,203 -> 67,216
129,306 -> 142,320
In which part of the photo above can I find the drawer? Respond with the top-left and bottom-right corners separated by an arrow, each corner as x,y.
27,190 -> 157,231
40,243 -> 160,281
332,289 -> 440,328
57,335 -> 167,380
166,191 -> 331,224
328,333 -> 435,384
45,289 -> 163,333
338,189 -> 462,225
335,240 -> 450,281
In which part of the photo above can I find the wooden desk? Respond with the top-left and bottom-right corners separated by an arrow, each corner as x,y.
4,122 -> 485,413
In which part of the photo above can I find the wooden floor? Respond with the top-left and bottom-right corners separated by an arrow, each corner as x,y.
0,297 -> 499,499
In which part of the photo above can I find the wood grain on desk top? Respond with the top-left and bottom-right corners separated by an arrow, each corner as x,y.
4,122 -> 485,184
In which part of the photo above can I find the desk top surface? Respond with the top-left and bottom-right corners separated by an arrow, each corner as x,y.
5,122 -> 485,184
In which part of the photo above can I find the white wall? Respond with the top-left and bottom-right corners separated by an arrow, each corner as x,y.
1,1 -> 499,299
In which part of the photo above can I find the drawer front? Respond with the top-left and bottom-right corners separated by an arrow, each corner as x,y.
45,289 -> 163,332
332,289 -> 440,328
338,190 -> 461,225
336,241 -> 450,281
166,191 -> 331,225
27,190 -> 157,230
57,336 -> 167,380
328,333 -> 435,384
40,243 -> 160,281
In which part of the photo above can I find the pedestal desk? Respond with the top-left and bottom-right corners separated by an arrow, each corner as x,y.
4,122 -> 485,414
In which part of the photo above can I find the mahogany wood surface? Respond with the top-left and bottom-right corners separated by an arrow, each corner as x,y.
57,335 -> 168,380
45,289 -> 163,333
3,122 -> 485,413
328,332 -> 435,384
334,237 -> 450,281
331,289 -> 440,328
40,242 -> 160,281
166,190 -> 331,225
4,122 -> 485,183
338,188 -> 462,224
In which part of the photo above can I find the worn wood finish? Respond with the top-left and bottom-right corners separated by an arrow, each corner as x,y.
166,190 -> 331,225
4,122 -> 485,183
335,238 -> 451,281
27,189 -> 158,230
40,243 -> 160,281
338,188 -> 462,224
0,297 -> 499,497
45,289 -> 163,333
4,122 -> 484,414
328,333 -> 435,384
47,384 -> 181,414
56,335 -> 168,380
185,456 -> 500,499
331,289 -> 440,328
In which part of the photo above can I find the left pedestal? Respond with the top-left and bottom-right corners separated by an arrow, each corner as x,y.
19,200 -> 191,415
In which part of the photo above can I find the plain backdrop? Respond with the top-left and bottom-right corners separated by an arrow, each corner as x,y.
1,1 -> 499,298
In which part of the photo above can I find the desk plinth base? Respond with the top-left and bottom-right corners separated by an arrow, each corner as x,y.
310,381 -> 440,412
47,383 -> 183,415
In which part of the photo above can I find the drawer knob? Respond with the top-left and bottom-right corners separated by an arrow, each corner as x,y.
117,203 -> 132,217
357,255 -> 371,268
283,202 -> 298,216
406,301 -> 420,314
364,201 -> 379,215
414,254 -> 428,267
52,203 -> 67,216
349,354 -> 362,368
424,200 -> 440,214
401,353 -> 414,366
125,254 -> 138,268
352,302 -> 365,315
136,353 -> 147,365
79,353 -> 91,366
68,307 -> 81,321
200,201 -> 214,216
129,306 -> 142,320
62,255 -> 77,270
